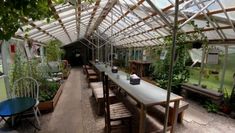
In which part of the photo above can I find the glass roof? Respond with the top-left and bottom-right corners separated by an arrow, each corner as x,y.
14,0 -> 235,47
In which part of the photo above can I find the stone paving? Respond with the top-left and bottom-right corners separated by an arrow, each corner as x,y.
1,68 -> 235,133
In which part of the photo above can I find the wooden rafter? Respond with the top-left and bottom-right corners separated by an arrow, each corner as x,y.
21,18 -> 58,40
14,35 -> 45,45
105,7 -> 157,45
208,39 -> 235,44
119,25 -> 233,46
109,2 -> 175,39
121,38 -> 156,45
101,0 -> 145,35
112,2 -> 235,43
118,7 -> 235,45
87,0 -> 118,37
84,0 -> 101,37
77,0 -> 81,39
48,0 -> 72,42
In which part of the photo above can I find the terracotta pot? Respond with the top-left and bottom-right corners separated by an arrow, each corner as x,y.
220,104 -> 232,114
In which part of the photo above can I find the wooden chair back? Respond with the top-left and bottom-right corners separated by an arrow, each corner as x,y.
12,77 -> 39,100
103,73 -> 111,130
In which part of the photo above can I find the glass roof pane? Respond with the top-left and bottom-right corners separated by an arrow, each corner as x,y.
61,15 -> 75,22
152,0 -> 171,9
204,30 -> 221,40
58,9 -> 75,18
222,29 -> 235,39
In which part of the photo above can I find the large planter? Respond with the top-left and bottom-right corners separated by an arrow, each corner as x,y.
38,83 -> 64,112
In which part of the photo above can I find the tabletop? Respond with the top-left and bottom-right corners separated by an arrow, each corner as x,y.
0,97 -> 36,117
90,62 -> 183,106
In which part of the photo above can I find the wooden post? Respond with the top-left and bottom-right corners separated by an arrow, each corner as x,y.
164,0 -> 179,132
139,104 -> 146,133
219,45 -> 228,92
97,35 -> 100,61
198,45 -> 207,85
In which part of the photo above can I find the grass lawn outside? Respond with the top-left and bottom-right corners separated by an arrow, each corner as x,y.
188,53 -> 235,96
0,78 -> 7,101
0,64 -> 7,101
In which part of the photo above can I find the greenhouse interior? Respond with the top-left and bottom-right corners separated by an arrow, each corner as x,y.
1,0 -> 235,133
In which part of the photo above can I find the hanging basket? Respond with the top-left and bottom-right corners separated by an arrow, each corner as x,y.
192,40 -> 202,49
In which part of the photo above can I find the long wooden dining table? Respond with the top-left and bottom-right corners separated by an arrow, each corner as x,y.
90,61 -> 183,133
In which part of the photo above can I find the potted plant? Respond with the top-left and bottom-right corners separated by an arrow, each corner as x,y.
220,88 -> 232,114
192,40 -> 203,49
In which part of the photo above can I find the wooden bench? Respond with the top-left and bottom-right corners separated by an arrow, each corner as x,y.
90,82 -> 116,115
181,83 -> 223,101
148,100 -> 189,125
85,67 -> 99,87
168,100 -> 189,123
83,65 -> 91,74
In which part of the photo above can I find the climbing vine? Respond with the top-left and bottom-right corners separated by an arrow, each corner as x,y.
150,20 -> 208,93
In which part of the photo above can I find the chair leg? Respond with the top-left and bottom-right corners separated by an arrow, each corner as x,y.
33,107 -> 40,128
36,107 -> 41,117
11,116 -> 15,127
129,119 -> 132,133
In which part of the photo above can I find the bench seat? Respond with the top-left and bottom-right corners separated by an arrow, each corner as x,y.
169,100 -> 189,123
181,83 -> 223,101
90,82 -> 116,115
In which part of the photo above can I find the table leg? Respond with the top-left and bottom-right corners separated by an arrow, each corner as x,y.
170,100 -> 180,133
139,104 -> 146,133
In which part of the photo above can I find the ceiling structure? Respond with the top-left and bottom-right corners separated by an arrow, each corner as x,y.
14,0 -> 235,47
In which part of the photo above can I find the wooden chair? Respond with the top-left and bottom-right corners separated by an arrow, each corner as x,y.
85,66 -> 98,87
103,74 -> 132,133
90,72 -> 116,115
12,77 -> 41,127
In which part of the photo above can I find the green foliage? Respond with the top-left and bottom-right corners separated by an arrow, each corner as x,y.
39,81 -> 60,102
0,0 -> 56,40
9,50 -> 46,88
45,40 -> 64,61
149,20 -> 209,92
189,21 -> 208,43
0,0 -> 96,40
203,101 -> 219,113
10,50 -> 28,88
150,37 -> 190,92
224,88 -> 232,104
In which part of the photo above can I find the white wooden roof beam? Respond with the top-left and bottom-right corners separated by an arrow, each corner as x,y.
87,0 -> 118,37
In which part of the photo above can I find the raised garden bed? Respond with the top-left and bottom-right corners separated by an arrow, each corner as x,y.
38,83 -> 64,112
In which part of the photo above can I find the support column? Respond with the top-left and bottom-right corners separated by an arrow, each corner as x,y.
164,0 -> 179,132
92,46 -> 94,61
198,45 -> 207,85
97,36 -> 100,60
40,46 -> 44,63
219,45 -> 228,92
110,10 -> 114,66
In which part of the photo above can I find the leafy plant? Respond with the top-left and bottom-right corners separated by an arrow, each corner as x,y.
10,50 -> 28,88
149,20 -> 209,93
223,88 -> 232,105
45,40 -> 64,62
0,0 -> 58,40
150,36 -> 190,93
0,0 -> 96,40
203,100 -> 219,113
39,81 -> 60,102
